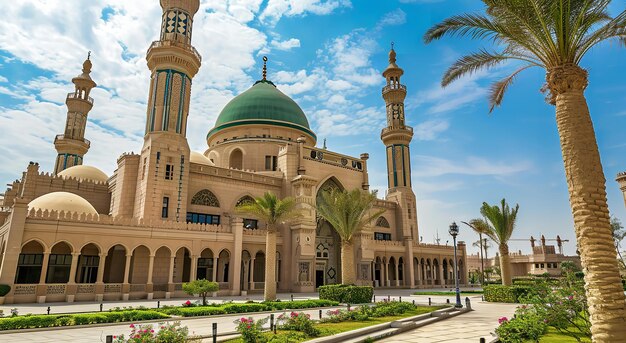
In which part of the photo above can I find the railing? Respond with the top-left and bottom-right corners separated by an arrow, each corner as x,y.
218,282 -> 229,290
303,146 -> 364,172
381,126 -> 413,136
104,284 -> 122,293
382,84 -> 407,94
66,92 -> 94,105
77,284 -> 96,294
54,134 -> 91,148
153,284 -> 168,292
253,282 -> 265,289
174,283 -> 183,291
148,39 -> 202,62
14,285 -> 37,295
46,284 -> 66,295
130,284 -> 146,292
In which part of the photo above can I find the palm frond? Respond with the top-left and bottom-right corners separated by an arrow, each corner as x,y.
235,192 -> 300,230
488,65 -> 535,113
442,50 -> 509,87
423,13 -> 506,43
316,188 -> 381,243
479,198 -> 520,246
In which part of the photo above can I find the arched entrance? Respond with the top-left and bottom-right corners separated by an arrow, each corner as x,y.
315,177 -> 342,288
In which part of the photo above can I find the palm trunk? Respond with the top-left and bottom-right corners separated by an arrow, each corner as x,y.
479,233 -> 485,285
548,64 -> 626,342
341,241 -> 355,285
498,244 -> 512,286
264,230 -> 277,301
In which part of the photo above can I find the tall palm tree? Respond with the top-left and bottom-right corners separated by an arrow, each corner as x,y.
236,192 -> 299,301
316,188 -> 384,284
479,199 -> 519,286
424,1 -> 626,339
462,218 -> 491,284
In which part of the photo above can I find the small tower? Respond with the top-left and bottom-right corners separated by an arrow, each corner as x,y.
133,0 -> 202,221
380,45 -> 419,287
617,172 -> 626,209
53,53 -> 96,174
381,44 -> 413,189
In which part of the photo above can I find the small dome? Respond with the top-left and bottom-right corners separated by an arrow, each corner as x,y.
190,151 -> 214,166
58,165 -> 108,183
28,192 -> 98,215
207,80 -> 316,140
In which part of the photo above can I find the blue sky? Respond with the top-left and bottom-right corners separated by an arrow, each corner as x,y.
0,0 -> 624,256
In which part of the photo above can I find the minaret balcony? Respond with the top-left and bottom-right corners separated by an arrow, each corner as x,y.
382,84 -> 406,95
148,38 -> 202,63
54,134 -> 91,148
381,125 -> 413,135
66,92 -> 94,105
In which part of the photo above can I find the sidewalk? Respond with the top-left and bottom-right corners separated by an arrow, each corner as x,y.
383,301 -> 517,343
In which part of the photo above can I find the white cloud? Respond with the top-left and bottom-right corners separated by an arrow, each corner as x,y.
0,76 -> 8,83
376,8 -> 407,29
412,155 -> 533,177
260,0 -> 352,24
413,119 -> 450,141
271,38 -> 301,51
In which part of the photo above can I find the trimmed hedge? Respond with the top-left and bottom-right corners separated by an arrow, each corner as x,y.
484,285 -> 534,303
160,299 -> 338,317
0,284 -> 10,297
0,310 -> 168,330
318,285 -> 374,304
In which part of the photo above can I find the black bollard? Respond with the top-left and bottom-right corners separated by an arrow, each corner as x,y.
47,306 -> 50,315
480,338 -> 486,343
319,309 -> 322,319
100,303 -> 103,312
290,294 -> 294,302
399,296 -> 402,302
428,297 -> 432,306
157,300 -> 160,309
212,323 -> 217,343
387,295 -> 390,302
347,304 -> 351,311
446,299 -> 450,304
106,335 -> 113,343
482,295 -> 485,302
373,295 -> 376,302
465,297 -> 472,310
270,314 -> 274,332
412,299 -> 415,305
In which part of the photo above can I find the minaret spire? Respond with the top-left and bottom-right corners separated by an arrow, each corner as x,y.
262,56 -> 268,80
53,52 -> 97,174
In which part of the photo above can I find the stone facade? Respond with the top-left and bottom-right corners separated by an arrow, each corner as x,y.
0,1 -> 466,304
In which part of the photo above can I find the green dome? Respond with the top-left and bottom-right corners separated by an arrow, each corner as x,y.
208,80 -> 316,140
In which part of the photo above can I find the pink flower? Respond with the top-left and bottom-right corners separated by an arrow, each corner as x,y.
498,317 -> 508,324
568,295 -> 574,300
150,330 -> 154,333
129,324 -> 135,328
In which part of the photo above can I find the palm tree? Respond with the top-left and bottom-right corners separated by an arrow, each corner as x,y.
479,199 -> 519,286
316,188 -> 384,284
463,218 -> 491,284
236,192 -> 299,301
424,1 -> 626,338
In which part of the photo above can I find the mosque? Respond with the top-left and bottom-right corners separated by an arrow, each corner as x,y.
0,0 -> 466,304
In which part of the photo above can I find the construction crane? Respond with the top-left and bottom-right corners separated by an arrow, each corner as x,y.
508,235 -> 570,254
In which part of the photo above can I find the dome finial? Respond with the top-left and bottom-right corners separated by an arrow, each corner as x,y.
389,42 -> 396,64
82,51 -> 93,74
87,51 -> 91,60
262,56 -> 268,80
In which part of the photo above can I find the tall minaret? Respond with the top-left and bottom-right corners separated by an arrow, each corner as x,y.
133,0 -> 201,221
53,53 -> 96,174
381,44 -> 413,189
381,46 -> 418,287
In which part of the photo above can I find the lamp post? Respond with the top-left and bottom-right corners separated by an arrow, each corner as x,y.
449,222 -> 462,308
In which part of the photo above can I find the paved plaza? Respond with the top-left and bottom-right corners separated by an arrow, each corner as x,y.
0,289 -> 517,343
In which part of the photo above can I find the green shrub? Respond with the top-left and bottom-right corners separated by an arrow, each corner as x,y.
0,315 -> 61,330
0,310 -> 168,330
496,308 -> 547,343
0,284 -> 10,297
277,311 -> 320,337
176,307 -> 227,317
318,284 -> 373,304
484,285 -> 534,303
182,279 -> 219,306
223,303 -> 269,314
266,299 -> 338,310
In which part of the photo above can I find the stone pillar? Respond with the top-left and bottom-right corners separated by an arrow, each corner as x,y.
0,198 -> 29,294
212,257 -> 218,282
416,260 -> 422,286
394,262 -> 400,287
439,260 -> 445,288
96,253 -> 107,283
123,254 -> 132,284
67,252 -> 80,284
146,254 -> 155,299
384,262 -> 389,287
248,258 -> 255,291
39,252 -> 51,284
371,262 -> 375,287
230,217 -> 243,295
190,255 -> 198,281
168,256 -> 175,284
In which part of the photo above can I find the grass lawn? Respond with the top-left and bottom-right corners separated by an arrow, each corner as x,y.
412,290 -> 483,296
224,306 -> 443,343
536,327 -> 591,343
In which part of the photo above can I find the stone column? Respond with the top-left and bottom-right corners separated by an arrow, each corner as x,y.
405,238 -> 415,288
168,256 -> 175,284
249,258 -> 255,290
146,254 -> 155,300
212,257 -> 218,282
96,253 -> 107,283
39,252 -> 50,284
230,217 -> 244,295
394,262 -> 400,287
370,262 -> 375,287
384,262 -> 389,287
439,261 -> 445,288
122,254 -> 132,301
416,260 -> 422,286
67,252 -> 80,284
190,255 -> 198,281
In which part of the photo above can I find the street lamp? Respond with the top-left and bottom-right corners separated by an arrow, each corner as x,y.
448,221 -> 462,308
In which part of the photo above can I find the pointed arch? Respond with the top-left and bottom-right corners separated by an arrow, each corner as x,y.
191,189 -> 220,207
375,216 -> 390,228
236,195 -> 255,207
229,148 -> 243,170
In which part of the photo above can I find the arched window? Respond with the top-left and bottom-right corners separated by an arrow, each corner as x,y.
236,195 -> 255,207
375,216 -> 390,228
229,149 -> 243,170
191,189 -> 220,207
